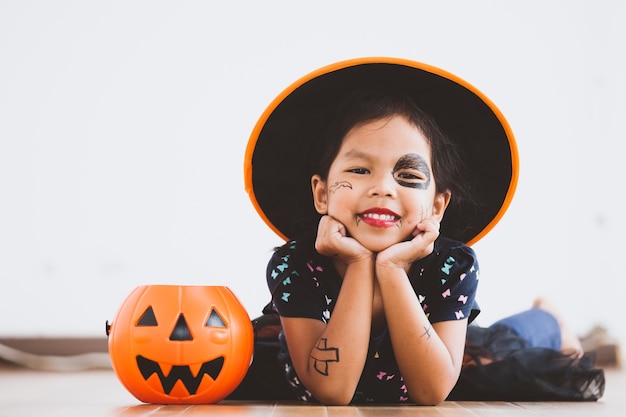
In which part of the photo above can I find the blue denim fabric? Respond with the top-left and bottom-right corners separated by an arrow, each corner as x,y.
489,308 -> 561,350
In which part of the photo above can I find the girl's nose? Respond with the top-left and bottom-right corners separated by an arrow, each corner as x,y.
368,174 -> 397,198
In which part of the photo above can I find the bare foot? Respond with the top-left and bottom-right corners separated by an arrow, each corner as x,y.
533,297 -> 584,358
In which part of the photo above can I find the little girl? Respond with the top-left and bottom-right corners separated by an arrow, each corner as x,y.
241,58 -> 602,404
267,90 -> 481,405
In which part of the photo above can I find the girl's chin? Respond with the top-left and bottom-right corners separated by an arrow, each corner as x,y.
354,236 -> 406,253
346,226 -> 414,252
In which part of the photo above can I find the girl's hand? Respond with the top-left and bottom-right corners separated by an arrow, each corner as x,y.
376,217 -> 440,270
315,215 -> 373,265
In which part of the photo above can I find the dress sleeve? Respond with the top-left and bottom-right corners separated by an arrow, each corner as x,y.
266,243 -> 330,322
413,240 -> 480,325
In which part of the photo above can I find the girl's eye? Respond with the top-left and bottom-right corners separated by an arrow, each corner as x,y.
348,168 -> 369,175
396,171 -> 425,182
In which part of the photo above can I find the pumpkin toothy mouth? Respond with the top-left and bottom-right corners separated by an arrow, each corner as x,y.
136,355 -> 225,395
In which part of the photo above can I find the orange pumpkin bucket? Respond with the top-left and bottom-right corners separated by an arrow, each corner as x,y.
106,285 -> 254,404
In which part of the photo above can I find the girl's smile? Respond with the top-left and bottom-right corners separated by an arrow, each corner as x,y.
357,208 -> 401,228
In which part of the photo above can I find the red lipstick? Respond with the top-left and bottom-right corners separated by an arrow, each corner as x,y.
358,208 -> 400,228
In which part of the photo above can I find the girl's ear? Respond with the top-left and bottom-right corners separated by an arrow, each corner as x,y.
432,190 -> 451,222
311,175 -> 328,214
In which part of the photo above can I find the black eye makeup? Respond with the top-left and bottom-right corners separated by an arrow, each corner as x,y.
393,153 -> 431,189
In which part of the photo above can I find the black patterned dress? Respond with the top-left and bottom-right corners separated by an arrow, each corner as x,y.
266,236 -> 480,403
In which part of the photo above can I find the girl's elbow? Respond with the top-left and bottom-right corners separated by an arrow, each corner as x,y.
318,395 -> 353,406
313,387 -> 354,406
305,378 -> 355,405
410,391 -> 448,406
408,383 -> 453,405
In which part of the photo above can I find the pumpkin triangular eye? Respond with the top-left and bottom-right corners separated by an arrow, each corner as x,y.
205,308 -> 226,327
136,306 -> 158,326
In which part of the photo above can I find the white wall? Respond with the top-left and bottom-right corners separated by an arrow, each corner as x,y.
1,1 -> 624,346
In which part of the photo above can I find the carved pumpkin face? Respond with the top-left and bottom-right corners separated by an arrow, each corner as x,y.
107,285 -> 253,404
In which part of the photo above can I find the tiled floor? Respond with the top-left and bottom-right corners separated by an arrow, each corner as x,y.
0,365 -> 624,417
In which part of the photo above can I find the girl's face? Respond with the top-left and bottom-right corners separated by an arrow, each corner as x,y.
311,115 -> 450,253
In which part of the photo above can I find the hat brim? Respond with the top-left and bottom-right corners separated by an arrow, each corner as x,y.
245,57 -> 518,245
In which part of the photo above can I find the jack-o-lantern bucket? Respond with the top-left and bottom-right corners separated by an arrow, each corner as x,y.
106,285 -> 254,404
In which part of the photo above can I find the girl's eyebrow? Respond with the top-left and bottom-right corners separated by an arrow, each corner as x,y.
342,148 -> 374,160
394,153 -> 431,173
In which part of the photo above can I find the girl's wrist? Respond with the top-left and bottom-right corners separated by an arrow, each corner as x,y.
375,258 -> 410,279
345,253 -> 375,268
376,261 -> 407,272
339,254 -> 375,277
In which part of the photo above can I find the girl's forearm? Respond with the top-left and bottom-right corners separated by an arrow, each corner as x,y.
301,258 -> 375,405
376,264 -> 464,405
